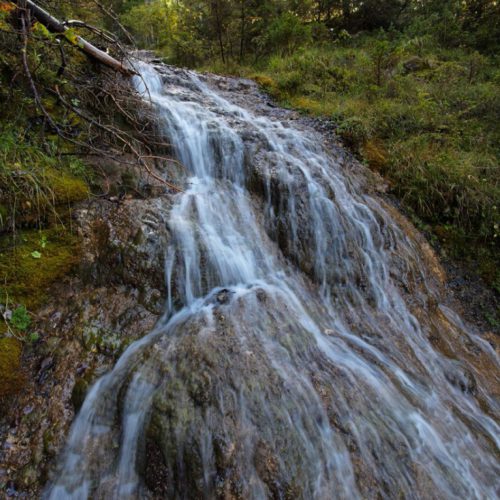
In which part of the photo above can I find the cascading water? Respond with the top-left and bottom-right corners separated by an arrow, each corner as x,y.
45,60 -> 499,499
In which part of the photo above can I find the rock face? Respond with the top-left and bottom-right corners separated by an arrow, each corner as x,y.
0,193 -> 173,496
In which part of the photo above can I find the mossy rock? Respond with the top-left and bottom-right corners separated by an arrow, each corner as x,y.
81,324 -> 124,356
44,168 -> 89,205
0,227 -> 81,309
0,337 -> 23,400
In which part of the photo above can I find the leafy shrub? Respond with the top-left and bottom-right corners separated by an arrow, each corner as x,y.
336,116 -> 372,151
262,13 -> 312,56
369,39 -> 401,86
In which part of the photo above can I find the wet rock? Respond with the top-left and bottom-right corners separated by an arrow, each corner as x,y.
143,438 -> 170,497
5,480 -> 17,497
71,378 -> 89,411
215,289 -> 234,305
256,288 -> 267,303
3,57 -> 499,499
144,288 -> 336,498
0,189 -> 173,496
37,357 -> 54,385
444,361 -> 477,394
77,197 -> 172,297
75,363 -> 88,376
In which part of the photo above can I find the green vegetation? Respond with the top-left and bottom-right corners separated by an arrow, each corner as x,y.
0,227 -> 79,400
0,0 -> 163,399
10,305 -> 31,331
0,1 -> 102,398
0,126 -> 90,233
0,2 -> 92,382
118,0 -> 500,64
0,228 -> 80,310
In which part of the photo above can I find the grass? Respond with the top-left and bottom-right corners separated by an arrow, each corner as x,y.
0,127 -> 90,232
201,37 -> 500,291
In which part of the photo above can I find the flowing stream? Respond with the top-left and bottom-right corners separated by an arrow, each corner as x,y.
45,61 -> 499,499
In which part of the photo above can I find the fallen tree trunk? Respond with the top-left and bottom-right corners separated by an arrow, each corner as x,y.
15,0 -> 137,76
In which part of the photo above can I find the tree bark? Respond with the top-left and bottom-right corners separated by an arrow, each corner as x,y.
342,0 -> 351,19
239,0 -> 245,63
14,0 -> 136,76
212,0 -> 225,64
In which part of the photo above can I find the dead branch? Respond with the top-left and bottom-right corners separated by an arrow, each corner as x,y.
56,38 -> 66,76
14,0 -> 137,76
19,11 -> 60,134
53,85 -> 183,193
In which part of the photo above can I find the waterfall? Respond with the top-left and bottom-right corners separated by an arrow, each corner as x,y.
45,61 -> 499,499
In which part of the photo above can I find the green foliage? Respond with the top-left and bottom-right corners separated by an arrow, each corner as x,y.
27,331 -> 40,343
120,0 -> 169,49
0,1 -> 98,238
10,305 -> 31,332
259,13 -> 312,57
128,0 -> 499,67
369,38 -> 401,86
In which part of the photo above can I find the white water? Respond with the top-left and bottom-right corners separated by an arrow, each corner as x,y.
45,61 -> 499,499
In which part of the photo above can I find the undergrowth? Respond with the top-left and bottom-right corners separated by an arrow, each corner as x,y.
0,2 -> 95,400
0,127 -> 90,233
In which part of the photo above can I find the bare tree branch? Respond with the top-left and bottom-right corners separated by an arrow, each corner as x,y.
14,0 -> 137,75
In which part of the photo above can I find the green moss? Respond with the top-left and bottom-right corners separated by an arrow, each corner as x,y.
0,227 -> 80,309
251,74 -> 277,90
0,337 -> 23,399
43,168 -> 90,205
